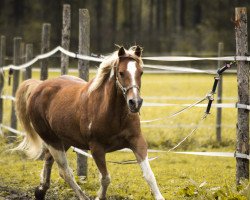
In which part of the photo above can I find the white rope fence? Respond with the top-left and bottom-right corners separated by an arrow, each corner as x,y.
1,46 -> 103,71
143,55 -> 249,61
1,124 -> 246,162
1,94 -> 249,111
1,124 -> 247,163
0,46 -> 247,74
1,46 -> 249,162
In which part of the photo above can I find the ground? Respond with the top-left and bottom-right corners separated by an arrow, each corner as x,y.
0,72 -> 249,199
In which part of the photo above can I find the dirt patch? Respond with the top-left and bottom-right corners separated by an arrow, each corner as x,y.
0,185 -> 32,200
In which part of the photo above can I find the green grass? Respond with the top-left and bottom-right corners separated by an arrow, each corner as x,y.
0,71 -> 246,200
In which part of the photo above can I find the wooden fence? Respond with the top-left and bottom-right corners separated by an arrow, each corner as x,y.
0,4 -> 89,178
0,5 -> 249,184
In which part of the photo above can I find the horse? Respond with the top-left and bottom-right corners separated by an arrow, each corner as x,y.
15,46 -> 165,200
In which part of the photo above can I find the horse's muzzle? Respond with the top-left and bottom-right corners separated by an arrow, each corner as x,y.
128,97 -> 143,113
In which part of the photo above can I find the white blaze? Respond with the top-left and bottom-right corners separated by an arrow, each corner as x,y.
127,61 -> 138,95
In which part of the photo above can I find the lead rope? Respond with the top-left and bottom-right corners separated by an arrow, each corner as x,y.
140,96 -> 207,123
167,114 -> 207,152
164,61 -> 237,153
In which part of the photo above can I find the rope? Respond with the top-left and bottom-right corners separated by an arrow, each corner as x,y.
0,94 -> 241,109
0,95 -> 16,101
1,46 -> 104,71
143,56 -> 249,62
0,46 -> 248,72
144,102 -> 231,108
174,151 -> 250,160
142,124 -> 235,129
141,96 -> 207,123
0,124 -> 24,135
3,122 -> 248,162
71,147 -> 159,165
143,64 -> 215,74
167,114 -> 207,152
144,96 -> 236,101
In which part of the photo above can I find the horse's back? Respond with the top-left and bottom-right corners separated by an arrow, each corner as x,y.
29,75 -> 88,119
60,75 -> 87,84
33,75 -> 87,93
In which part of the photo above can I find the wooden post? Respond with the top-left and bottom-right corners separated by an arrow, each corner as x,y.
21,42 -> 26,81
61,4 -> 71,75
78,9 -> 90,80
235,7 -> 249,184
40,23 -> 51,80
10,37 -> 22,141
77,9 -> 90,178
25,44 -> 33,80
0,36 -> 6,133
216,42 -> 224,143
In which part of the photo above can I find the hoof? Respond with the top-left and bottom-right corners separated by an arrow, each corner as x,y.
34,186 -> 46,200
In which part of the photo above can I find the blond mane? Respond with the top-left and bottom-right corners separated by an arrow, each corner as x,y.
88,46 -> 143,94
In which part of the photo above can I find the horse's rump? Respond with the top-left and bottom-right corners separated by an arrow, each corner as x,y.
27,76 -> 90,149
15,76 -> 88,158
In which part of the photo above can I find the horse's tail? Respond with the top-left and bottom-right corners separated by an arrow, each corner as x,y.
14,79 -> 43,159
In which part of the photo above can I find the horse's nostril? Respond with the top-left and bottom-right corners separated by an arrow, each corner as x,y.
128,99 -> 136,107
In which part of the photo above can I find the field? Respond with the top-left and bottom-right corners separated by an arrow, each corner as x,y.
0,71 -> 249,200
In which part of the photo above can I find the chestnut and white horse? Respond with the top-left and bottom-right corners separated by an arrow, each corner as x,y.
15,46 -> 165,200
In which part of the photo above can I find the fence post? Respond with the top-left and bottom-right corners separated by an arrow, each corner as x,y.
77,8 -> 90,178
216,42 -> 224,143
61,4 -> 71,75
21,42 -> 26,81
10,37 -> 22,141
25,44 -> 33,80
78,9 -> 90,80
40,23 -> 51,80
235,7 -> 249,185
0,36 -> 6,134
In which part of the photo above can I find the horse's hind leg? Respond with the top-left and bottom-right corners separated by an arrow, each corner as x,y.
35,149 -> 54,200
48,145 -> 89,200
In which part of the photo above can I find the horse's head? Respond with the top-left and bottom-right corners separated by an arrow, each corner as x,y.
116,46 -> 143,113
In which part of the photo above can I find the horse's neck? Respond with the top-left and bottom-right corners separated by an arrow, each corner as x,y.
97,76 -> 128,115
106,77 -> 126,108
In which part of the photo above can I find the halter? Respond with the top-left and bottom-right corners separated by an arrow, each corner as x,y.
115,56 -> 141,98
116,76 -> 140,97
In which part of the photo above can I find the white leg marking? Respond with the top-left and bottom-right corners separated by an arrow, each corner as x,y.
140,156 -> 165,200
48,146 -> 89,200
127,61 -> 138,96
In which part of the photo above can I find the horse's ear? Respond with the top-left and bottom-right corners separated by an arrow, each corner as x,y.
118,46 -> 126,57
135,45 -> 142,57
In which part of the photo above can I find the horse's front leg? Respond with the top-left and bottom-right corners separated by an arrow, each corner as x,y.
90,143 -> 111,200
131,136 -> 165,200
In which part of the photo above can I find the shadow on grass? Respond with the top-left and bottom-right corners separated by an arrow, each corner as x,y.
0,185 -> 33,200
0,185 -> 135,200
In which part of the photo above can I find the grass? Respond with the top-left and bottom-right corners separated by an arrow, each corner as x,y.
0,71 -> 247,200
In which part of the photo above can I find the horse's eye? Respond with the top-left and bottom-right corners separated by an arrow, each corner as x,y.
140,71 -> 144,76
119,72 -> 124,77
